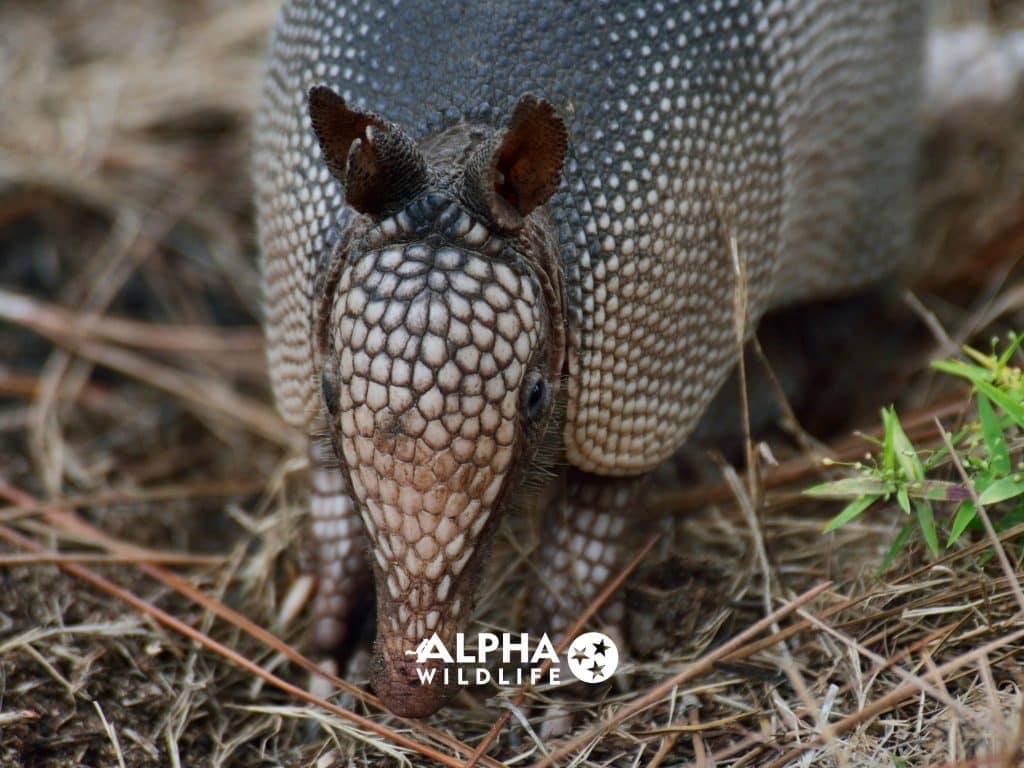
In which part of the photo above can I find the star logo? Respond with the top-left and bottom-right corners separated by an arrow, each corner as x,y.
565,631 -> 620,683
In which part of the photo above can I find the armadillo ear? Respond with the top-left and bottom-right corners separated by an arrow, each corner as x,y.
497,94 -> 568,216
464,94 -> 568,230
308,85 -> 428,217
308,86 -> 379,183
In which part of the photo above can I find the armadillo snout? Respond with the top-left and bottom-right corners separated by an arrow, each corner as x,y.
370,640 -> 452,717
325,237 -> 548,712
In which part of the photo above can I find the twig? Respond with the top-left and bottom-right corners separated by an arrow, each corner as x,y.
0,520 -> 467,768
0,552 -> 224,566
30,334 -> 292,447
94,701 -> 128,768
796,610 -> 1010,735
762,623 -> 1024,768
0,479 -> 501,768
464,534 -> 660,768
1,282 -> 290,447
529,581 -> 833,768
0,477 -> 265,523
0,287 -> 264,355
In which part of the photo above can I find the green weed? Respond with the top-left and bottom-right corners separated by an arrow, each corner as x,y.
805,333 -> 1024,572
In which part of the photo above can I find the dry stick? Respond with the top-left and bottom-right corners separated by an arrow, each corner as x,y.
0,477 -> 265,523
644,703 -> 691,768
44,335 -> 290,447
0,552 -> 224,566
890,520 -> 1024,586
937,418 -> 1024,616
26,201 -> 183,495
777,659 -> 847,768
0,481 -> 501,768
528,580 -> 833,768
61,516 -> 501,768
1,305 -> 290,447
464,534 -> 660,768
687,706 -> 709,768
0,522 -> 463,768
722,464 -> 774,627
800,608 -> 1008,736
688,732 -> 767,767
638,711 -> 756,737
723,200 -> 773,629
725,215 -> 757,506
847,580 -> 1019,656
751,334 -> 827,455
0,287 -> 264,355
760,624 -> 1024,768
709,575 -> 973,678
0,369 -> 113,408
718,589 -> 872,663
903,289 -> 958,356
11,516 -> 226,565
645,729 -> 683,768
829,618 -> 965,705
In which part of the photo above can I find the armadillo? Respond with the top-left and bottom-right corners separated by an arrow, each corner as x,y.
254,0 -> 924,717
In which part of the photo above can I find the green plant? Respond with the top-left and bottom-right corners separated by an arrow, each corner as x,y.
805,332 -> 1024,572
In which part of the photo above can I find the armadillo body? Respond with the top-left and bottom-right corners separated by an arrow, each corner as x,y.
255,0 -> 923,716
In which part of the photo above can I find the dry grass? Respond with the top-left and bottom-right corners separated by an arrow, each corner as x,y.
2,1 -> 1024,766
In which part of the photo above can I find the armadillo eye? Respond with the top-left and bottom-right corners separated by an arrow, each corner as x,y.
321,365 -> 338,416
523,373 -> 546,424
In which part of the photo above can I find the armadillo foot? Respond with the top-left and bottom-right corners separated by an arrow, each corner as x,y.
308,438 -> 372,663
530,468 -> 650,642
528,473 -> 645,732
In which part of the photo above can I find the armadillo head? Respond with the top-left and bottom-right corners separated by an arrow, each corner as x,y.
308,86 -> 568,716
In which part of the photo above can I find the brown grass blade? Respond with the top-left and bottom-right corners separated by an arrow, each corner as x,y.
0,479 -> 502,768
530,580 -> 834,768
0,519 -> 470,768
464,533 -> 660,768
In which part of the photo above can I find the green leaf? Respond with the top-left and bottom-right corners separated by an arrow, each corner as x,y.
975,380 -> 1024,431
996,332 -> 1024,368
915,500 -> 940,557
977,392 -> 1011,476
978,475 -> 1024,505
804,477 -> 889,498
881,407 -> 896,476
897,485 -> 911,515
947,501 -> 977,546
823,494 -> 879,533
878,522 -> 914,575
931,358 -> 994,384
938,358 -> 1024,428
886,407 -> 923,483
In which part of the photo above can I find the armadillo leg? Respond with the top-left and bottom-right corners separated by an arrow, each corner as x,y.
308,438 -> 370,659
531,468 -> 650,638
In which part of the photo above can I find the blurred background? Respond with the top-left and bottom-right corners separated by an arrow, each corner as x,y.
1,1 -> 1023,766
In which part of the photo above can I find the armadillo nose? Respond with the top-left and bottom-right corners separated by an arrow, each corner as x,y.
370,642 -> 453,717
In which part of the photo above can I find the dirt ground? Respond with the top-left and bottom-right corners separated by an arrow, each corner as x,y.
2,1 -> 1024,766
